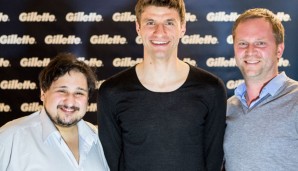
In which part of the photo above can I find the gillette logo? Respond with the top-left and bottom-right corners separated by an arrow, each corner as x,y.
206,11 -> 290,22
226,79 -> 244,90
66,12 -> 103,22
0,34 -> 35,44
113,57 -> 143,67
0,12 -> 9,22
44,35 -> 81,44
20,57 -> 50,67
19,12 -> 56,22
206,57 -> 236,67
21,102 -> 43,112
278,58 -> 290,67
207,12 -> 239,22
0,80 -> 37,90
276,12 -> 291,22
90,34 -> 127,44
113,12 -> 135,22
185,12 -> 197,22
226,35 -> 233,44
0,103 -> 11,112
87,103 -> 97,112
77,57 -> 104,67
181,34 -> 218,44
0,58 -> 10,67
136,36 -> 142,44
183,58 -> 197,66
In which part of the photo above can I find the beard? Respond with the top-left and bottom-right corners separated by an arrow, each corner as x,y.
45,105 -> 82,127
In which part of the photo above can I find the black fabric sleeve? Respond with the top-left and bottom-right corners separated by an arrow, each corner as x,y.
97,82 -> 123,171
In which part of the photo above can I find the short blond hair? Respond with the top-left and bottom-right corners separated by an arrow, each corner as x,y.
232,8 -> 284,45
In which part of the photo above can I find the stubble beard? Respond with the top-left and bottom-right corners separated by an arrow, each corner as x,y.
45,105 -> 81,127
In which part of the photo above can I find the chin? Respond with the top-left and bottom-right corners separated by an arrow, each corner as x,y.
56,116 -> 82,127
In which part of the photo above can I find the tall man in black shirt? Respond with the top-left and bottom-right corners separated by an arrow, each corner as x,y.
98,0 -> 227,170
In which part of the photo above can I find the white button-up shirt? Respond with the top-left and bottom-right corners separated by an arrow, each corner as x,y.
0,108 -> 110,171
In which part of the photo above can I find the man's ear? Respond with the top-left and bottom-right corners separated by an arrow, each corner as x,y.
136,21 -> 141,35
180,22 -> 186,38
277,42 -> 285,59
40,89 -> 45,102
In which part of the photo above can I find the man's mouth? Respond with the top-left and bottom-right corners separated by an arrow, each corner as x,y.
151,40 -> 169,45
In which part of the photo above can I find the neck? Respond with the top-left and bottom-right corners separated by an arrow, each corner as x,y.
56,124 -> 80,163
245,74 -> 278,106
136,59 -> 189,92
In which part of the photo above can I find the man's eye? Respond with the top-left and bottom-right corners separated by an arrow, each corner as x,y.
58,90 -> 66,93
75,92 -> 87,97
166,21 -> 174,25
238,42 -> 247,47
146,21 -> 154,25
255,41 -> 266,46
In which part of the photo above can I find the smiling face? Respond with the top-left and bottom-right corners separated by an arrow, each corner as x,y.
40,70 -> 89,128
136,6 -> 186,60
233,18 -> 284,82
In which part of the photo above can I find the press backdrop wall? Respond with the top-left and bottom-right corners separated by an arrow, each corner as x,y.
0,0 -> 297,126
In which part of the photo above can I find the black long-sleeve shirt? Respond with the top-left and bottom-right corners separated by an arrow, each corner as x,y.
98,64 -> 227,171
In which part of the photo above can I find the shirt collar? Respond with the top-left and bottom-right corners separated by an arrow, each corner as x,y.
77,119 -> 99,146
39,107 -> 98,145
40,108 -> 59,142
235,72 -> 287,101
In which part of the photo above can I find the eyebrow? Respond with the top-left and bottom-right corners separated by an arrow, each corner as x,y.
77,87 -> 88,92
142,18 -> 177,22
56,86 -> 88,92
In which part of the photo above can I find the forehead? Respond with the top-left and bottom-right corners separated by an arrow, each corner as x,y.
235,18 -> 274,38
51,71 -> 87,89
141,5 -> 180,20
236,18 -> 272,32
